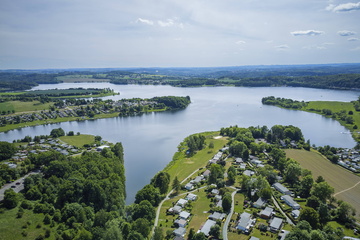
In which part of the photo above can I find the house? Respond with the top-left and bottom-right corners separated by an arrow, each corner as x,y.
200,219 -> 216,236
235,158 -> 243,164
279,230 -> 290,240
173,227 -> 186,237
208,212 -> 226,221
253,197 -> 267,208
179,211 -> 191,220
185,193 -> 197,201
177,199 -> 188,207
281,195 -> 300,210
193,176 -> 203,184
169,205 -> 182,214
239,163 -> 247,169
243,170 -> 255,176
249,237 -> 260,240
211,189 -> 219,195
96,145 -> 110,151
237,212 -> 254,233
269,217 -> 283,232
273,183 -> 291,195
184,183 -> 194,190
260,207 -> 273,219
202,169 -> 211,178
291,209 -> 300,219
175,219 -> 187,228
214,195 -> 222,202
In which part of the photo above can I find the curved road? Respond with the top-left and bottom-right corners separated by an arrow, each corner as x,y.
222,189 -> 237,240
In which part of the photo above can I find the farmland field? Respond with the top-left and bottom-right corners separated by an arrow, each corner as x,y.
285,149 -> 360,219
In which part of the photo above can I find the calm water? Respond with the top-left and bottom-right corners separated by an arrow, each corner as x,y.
1,83 -> 359,203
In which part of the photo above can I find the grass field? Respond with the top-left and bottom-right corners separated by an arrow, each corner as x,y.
164,133 -> 228,184
285,149 -> 360,219
0,206 -> 56,240
59,134 -> 95,148
0,101 -> 52,113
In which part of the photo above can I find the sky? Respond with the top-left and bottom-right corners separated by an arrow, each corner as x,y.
0,0 -> 360,69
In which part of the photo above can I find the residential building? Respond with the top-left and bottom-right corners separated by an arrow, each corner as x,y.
200,219 -> 216,236
273,182 -> 291,195
281,195 -> 300,210
270,217 -> 283,232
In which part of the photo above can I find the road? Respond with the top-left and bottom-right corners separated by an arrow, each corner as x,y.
222,188 -> 237,240
0,171 -> 39,201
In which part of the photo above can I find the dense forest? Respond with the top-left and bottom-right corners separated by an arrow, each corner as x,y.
1,63 -> 360,91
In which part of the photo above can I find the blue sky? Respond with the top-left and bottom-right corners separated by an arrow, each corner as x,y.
0,0 -> 359,69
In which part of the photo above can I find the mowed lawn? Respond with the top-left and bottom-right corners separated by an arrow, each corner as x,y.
59,134 -> 95,148
0,101 -> 52,113
285,149 -> 360,219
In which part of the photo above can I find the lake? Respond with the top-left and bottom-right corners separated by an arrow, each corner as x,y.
1,83 -> 359,203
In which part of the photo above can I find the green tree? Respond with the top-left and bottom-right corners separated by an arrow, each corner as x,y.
337,201 -> 356,223
208,164 -> 224,184
222,192 -> 232,212
0,141 -> 17,160
153,227 -> 164,240
209,224 -> 220,238
132,200 -> 155,221
284,162 -> 302,184
172,176 -> 181,194
318,203 -> 331,225
151,171 -> 170,194
187,228 -> 195,240
192,232 -> 207,240
299,207 -> 320,229
132,218 -> 151,238
3,189 -> 19,209
50,128 -> 65,138
227,166 -> 237,184
311,182 -> 334,202
299,175 -> 314,197
135,184 -> 161,206
229,141 -> 248,157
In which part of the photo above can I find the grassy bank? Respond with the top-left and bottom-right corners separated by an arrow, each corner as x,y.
163,132 -> 228,184
59,134 -> 95,148
285,149 -> 360,220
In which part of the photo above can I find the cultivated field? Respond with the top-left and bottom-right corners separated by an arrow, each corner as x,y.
285,149 -> 360,219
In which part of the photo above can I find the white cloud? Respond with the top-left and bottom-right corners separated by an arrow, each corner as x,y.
327,2 -> 360,12
275,44 -> 289,50
158,19 -> 174,27
348,37 -> 359,41
338,30 -> 356,36
291,30 -> 325,36
235,40 -> 246,44
136,18 -> 154,25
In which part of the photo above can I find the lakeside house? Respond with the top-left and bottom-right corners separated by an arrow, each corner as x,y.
273,182 -> 291,195
177,199 -> 188,207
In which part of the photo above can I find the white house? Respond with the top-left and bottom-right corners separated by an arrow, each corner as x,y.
237,212 -> 254,233
173,227 -> 186,237
253,197 -> 267,209
177,199 -> 188,207
175,219 -> 187,228
273,183 -> 291,195
200,219 -> 216,236
281,195 -> 300,210
270,217 -> 283,232
185,193 -> 197,201
179,211 -> 191,220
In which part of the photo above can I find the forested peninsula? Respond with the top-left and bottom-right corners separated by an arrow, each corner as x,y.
0,94 -> 191,132
262,96 -> 360,144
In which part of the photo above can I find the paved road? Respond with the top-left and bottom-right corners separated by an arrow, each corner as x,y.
222,189 -> 237,240
0,171 -> 39,201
